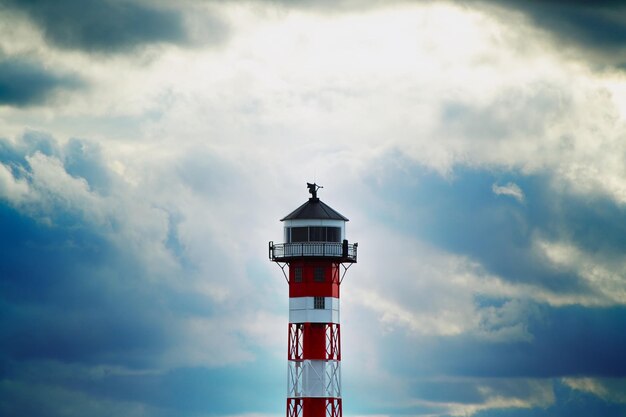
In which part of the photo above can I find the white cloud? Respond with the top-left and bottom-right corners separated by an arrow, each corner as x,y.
562,377 -> 626,403
26,152 -> 102,219
343,222 -> 540,342
382,377 -> 555,417
5,1 -> 626,210
451,379 -> 554,416
0,162 -> 29,203
492,182 -> 525,203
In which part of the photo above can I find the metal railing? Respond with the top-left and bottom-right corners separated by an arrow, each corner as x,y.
269,241 -> 357,262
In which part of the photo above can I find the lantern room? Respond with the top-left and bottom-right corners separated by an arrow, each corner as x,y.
269,183 -> 357,263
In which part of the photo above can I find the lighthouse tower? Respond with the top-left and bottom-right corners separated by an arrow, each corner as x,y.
269,183 -> 357,417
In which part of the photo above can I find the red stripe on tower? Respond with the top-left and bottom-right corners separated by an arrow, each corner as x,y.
270,183 -> 357,417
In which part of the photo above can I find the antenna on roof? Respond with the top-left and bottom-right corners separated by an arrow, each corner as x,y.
306,182 -> 323,200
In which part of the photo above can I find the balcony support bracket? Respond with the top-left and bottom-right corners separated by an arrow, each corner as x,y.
275,261 -> 289,284
339,263 -> 352,284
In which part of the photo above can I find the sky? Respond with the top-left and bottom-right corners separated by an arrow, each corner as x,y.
1,0 -> 626,416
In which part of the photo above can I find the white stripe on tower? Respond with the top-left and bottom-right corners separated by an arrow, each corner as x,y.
288,297 -> 340,324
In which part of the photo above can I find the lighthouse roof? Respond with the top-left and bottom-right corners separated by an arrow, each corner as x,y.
281,197 -> 349,221
281,182 -> 349,221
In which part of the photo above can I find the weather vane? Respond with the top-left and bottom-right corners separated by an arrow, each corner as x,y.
306,182 -> 323,199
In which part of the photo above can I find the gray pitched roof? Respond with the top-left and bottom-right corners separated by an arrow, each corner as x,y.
281,198 -> 349,221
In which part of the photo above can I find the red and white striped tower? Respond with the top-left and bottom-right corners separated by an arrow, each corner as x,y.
269,183 -> 358,417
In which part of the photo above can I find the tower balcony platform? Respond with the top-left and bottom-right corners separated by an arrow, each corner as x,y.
269,241 -> 357,263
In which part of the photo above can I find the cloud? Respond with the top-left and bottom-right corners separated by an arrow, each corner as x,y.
0,58 -> 81,106
381,304 -> 626,380
493,182 -> 525,203
3,3 -> 626,416
561,377 -> 626,404
4,0 -> 189,53
475,1 -> 626,69
0,131 -> 287,415
0,359 -> 284,417
335,156 -> 626,414
474,379 -> 626,417
536,238 -> 626,305
0,163 -> 29,202
0,135 -> 176,369
409,378 -> 553,409
360,161 -> 626,307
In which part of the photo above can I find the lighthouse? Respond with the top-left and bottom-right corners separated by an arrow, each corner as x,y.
269,183 -> 358,417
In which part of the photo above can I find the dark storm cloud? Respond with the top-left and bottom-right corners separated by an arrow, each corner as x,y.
0,58 -> 81,106
382,304 -> 626,379
0,132 -> 284,416
350,297 -> 626,415
456,304 -> 626,378
478,0 -> 626,66
363,162 -> 626,295
4,0 -> 188,53
0,134 -> 176,414
0,136 -> 170,366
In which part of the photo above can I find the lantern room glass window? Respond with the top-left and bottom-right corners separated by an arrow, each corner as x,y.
286,227 -> 341,243
309,227 -> 325,242
326,227 -> 340,242
290,227 -> 309,242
